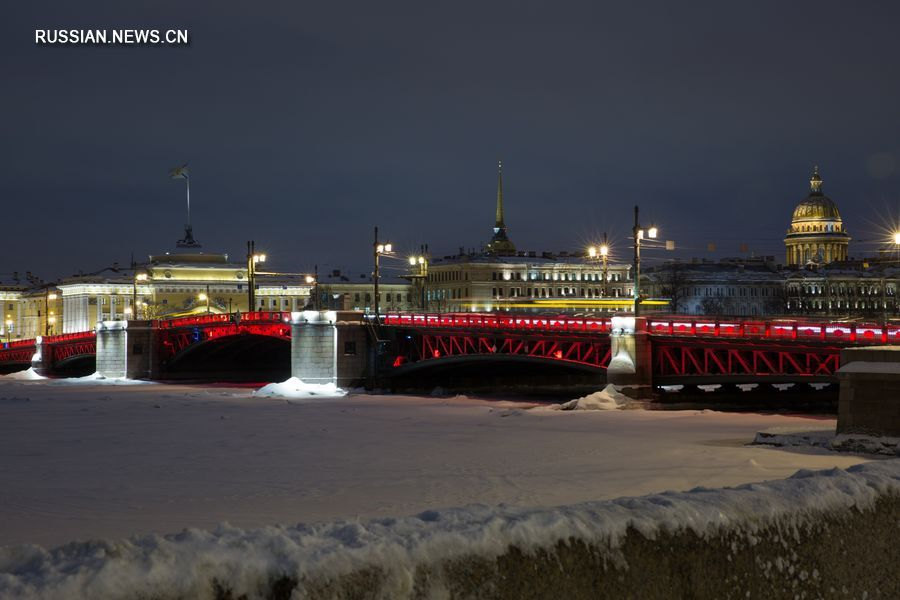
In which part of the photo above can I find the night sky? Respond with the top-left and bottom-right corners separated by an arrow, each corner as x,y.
4,1 -> 900,280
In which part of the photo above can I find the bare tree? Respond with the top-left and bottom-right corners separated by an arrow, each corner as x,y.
655,262 -> 692,314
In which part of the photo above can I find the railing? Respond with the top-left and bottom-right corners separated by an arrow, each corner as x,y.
157,311 -> 292,329
645,316 -> 900,344
43,331 -> 96,344
381,312 -> 613,333
2,338 -> 37,349
380,312 -> 900,345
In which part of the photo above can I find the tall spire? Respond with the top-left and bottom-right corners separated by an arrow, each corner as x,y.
495,160 -> 505,228
810,165 -> 823,194
488,159 -> 516,255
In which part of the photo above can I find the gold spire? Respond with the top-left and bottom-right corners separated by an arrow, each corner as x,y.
495,160 -> 505,228
488,159 -> 515,255
810,165 -> 823,193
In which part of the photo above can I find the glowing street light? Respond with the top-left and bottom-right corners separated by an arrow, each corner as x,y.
5,318 -> 12,343
633,207 -> 660,317
131,272 -> 148,320
373,227 -> 395,320
247,241 -> 267,312
893,231 -> 900,245
407,254 -> 429,309
198,291 -> 210,314
45,290 -> 58,335
588,233 -> 611,298
305,266 -> 320,310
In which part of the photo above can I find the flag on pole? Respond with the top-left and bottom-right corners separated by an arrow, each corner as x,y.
169,164 -> 189,179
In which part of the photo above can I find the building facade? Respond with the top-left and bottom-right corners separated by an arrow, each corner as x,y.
642,258 -> 786,317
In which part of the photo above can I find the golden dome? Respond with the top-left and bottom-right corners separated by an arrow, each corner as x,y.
790,166 -> 842,222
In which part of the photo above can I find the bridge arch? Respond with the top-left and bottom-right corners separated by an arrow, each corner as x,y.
163,333 -> 290,382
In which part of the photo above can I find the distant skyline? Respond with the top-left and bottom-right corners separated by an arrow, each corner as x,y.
4,0 -> 900,280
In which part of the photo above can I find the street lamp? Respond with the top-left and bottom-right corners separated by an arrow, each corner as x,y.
247,240 -> 266,313
633,205 -> 659,317
133,273 -> 148,320
5,318 -> 12,343
305,265 -> 319,310
198,292 -> 210,314
408,254 -> 428,309
373,226 -> 394,320
45,291 -> 57,335
588,233 -> 611,299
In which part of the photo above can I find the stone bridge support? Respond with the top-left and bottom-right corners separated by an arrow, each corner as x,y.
95,320 -> 156,380
606,316 -> 652,392
30,337 -> 50,376
837,346 -> 900,436
290,311 -> 368,388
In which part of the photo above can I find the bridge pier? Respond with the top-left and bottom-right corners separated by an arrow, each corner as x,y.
31,337 -> 50,376
837,346 -> 900,437
95,320 -> 156,380
290,311 -> 368,388
606,316 -> 653,393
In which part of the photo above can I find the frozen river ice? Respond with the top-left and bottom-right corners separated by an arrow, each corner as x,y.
0,377 -> 870,547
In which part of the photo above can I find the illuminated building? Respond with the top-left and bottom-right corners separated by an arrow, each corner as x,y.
421,163 -> 634,312
784,166 -> 850,266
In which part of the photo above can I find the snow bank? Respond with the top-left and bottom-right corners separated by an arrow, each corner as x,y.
754,426 -> 900,456
253,377 -> 346,399
0,368 -> 44,381
4,460 -> 897,599
44,372 -> 153,386
550,384 -> 629,411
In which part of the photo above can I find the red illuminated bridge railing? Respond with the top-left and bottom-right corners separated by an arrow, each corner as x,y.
381,312 -> 900,344
381,313 -> 613,333
158,311 -> 292,329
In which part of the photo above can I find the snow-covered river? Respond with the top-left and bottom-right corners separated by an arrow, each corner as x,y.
0,376 -> 869,548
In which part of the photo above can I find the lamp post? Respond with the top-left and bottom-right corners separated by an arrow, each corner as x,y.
45,291 -> 57,335
408,254 -> 428,309
6,318 -> 12,344
198,291 -> 210,314
133,273 -> 148,320
588,233 -> 610,299
373,226 -> 394,321
632,205 -> 658,318
305,265 -> 319,310
247,240 -> 266,313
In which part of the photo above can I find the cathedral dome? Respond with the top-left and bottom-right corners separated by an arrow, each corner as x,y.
790,166 -> 842,222
784,166 -> 850,266
791,195 -> 841,221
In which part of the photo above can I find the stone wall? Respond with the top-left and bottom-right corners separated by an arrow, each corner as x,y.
7,462 -> 900,599
837,346 -> 900,436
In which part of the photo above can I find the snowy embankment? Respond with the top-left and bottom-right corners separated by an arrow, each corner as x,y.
2,460 -> 899,600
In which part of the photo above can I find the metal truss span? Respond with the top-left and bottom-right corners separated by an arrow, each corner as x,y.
392,331 -> 612,371
653,339 -> 840,381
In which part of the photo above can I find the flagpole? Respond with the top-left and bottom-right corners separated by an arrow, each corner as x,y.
186,175 -> 191,229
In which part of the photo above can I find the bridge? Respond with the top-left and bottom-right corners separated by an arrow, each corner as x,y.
0,310 -> 896,388
378,313 -> 893,386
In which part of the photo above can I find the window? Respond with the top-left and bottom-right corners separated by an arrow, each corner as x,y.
343,341 -> 357,355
